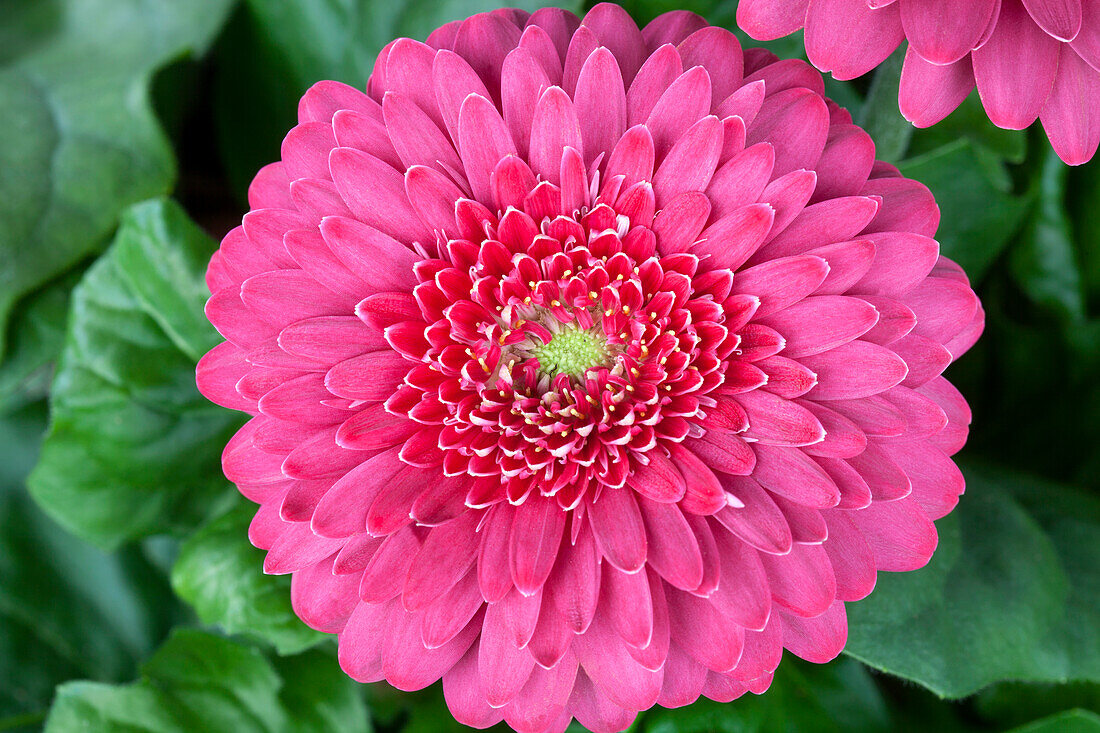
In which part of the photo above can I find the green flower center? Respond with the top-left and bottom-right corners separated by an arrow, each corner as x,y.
534,326 -> 610,376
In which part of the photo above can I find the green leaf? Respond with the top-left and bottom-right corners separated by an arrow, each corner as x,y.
845,464 -> 1100,697
900,139 -> 1031,281
214,0 -> 583,197
43,630 -> 370,732
28,199 -> 242,550
1011,147 -> 1087,324
0,270 -> 78,414
0,0 -> 235,359
1067,153 -> 1100,311
0,403 -> 182,724
641,657 -> 891,732
1009,710 -> 1100,733
172,500 -> 323,656
977,681 -> 1100,730
856,49 -> 911,165
907,93 -> 1028,164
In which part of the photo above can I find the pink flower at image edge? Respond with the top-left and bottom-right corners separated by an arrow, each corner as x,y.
738,0 -> 1100,165
197,5 -> 984,733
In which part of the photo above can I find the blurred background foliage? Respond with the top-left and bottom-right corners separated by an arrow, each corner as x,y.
1,0 -> 1099,730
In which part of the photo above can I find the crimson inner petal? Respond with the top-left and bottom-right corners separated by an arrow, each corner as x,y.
384,193 -> 741,509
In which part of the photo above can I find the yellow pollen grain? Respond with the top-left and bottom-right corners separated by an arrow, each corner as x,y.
622,306 -> 630,315
551,300 -> 561,307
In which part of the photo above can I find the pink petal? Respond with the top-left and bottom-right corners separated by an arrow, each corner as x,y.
291,554 -> 360,632
382,91 -> 462,172
973,0 -> 1061,129
709,530 -> 771,630
758,295 -> 879,357
546,523 -> 600,633
812,124 -> 876,201
479,602 -> 537,707
759,541 -> 836,617
574,47 -> 627,167
1022,0 -> 1083,41
901,0 -> 998,65
694,203 -> 775,271
530,86 -> 583,184
752,444 -> 841,507
580,3 -> 647,84
642,10 -> 709,49
737,0 -> 810,41
677,27 -> 745,105
639,497 -> 704,591
801,340 -> 909,400
511,494 -> 567,595
403,511 -> 481,610
479,504 -> 516,602
589,487 -> 648,573
574,613 -> 663,711
1040,46 -> 1100,164
632,449 -> 687,503
849,497 -> 938,570
779,601 -> 847,662
706,143 -> 775,220
668,588 -> 746,672
745,88 -> 829,177
603,563 -> 654,648
457,93 -> 518,203
329,147 -> 433,245
646,66 -> 712,157
653,115 -> 723,206
804,0 -> 905,81
443,644 -> 506,729
714,476 -> 794,555
735,389 -> 827,447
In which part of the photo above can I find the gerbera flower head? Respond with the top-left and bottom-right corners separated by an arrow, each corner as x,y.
738,0 -> 1100,165
197,5 -> 983,732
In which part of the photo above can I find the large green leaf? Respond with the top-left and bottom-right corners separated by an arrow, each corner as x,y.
28,199 -> 241,551
641,657 -> 891,733
0,271 -> 77,414
172,500 -> 323,656
0,403 -> 182,727
43,629 -> 370,732
1009,710 -> 1100,733
856,49 -> 911,165
0,0 -> 235,359
845,464 -> 1100,697
899,139 -> 1031,282
978,681 -> 1100,730
214,0 -> 584,197
1011,148 -> 1086,323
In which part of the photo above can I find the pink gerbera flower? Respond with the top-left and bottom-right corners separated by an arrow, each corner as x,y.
197,5 -> 983,732
738,0 -> 1100,165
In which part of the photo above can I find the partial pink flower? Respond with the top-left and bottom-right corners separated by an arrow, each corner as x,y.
738,0 -> 1100,165
197,5 -> 983,732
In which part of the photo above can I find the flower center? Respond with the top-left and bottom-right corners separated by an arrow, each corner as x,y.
533,325 -> 610,377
